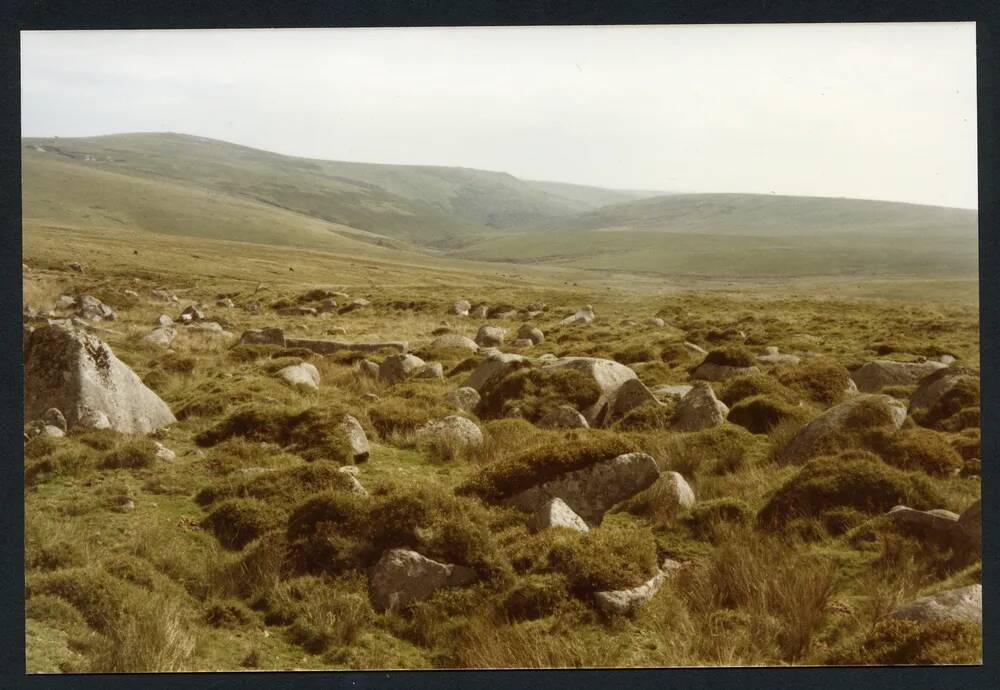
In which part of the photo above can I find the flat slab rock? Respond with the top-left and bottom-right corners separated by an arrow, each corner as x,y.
24,325 -> 176,434
369,548 -> 477,612
890,584 -> 982,624
594,559 -> 683,615
509,452 -> 660,526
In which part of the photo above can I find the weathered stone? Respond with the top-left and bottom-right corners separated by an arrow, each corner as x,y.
452,299 -> 471,316
956,499 -> 981,558
277,362 -> 321,391
528,497 -> 589,533
150,289 -> 177,302
538,405 -> 590,429
683,342 -> 708,356
76,294 -> 116,321
341,414 -> 370,463
692,361 -> 761,382
216,297 -> 235,308
594,558 -> 683,615
154,314 -> 174,328
908,367 -> 978,415
24,325 -> 176,434
380,353 -> 427,384
445,387 -> 481,413
469,304 -> 488,319
154,441 -> 177,462
644,317 -> 665,328
358,360 -> 380,378
68,262 -> 84,273
851,360 -> 948,393
885,505 -> 959,538
540,357 -> 640,427
180,305 -> 205,322
560,305 -> 595,325
890,585 -> 981,624
609,378 -> 661,420
369,549 -> 477,612
144,327 -> 177,348
778,394 -> 906,464
512,338 -> 534,348
758,353 -> 801,365
413,362 -> 444,379
54,295 -> 76,311
509,452 -> 660,525
475,325 -> 506,347
660,471 -> 696,509
415,415 -> 483,447
188,322 -> 231,337
464,352 -> 528,392
277,306 -> 317,317
337,466 -> 369,496
650,384 -> 693,402
43,408 -> 67,432
430,334 -> 479,352
673,382 -> 729,431
239,327 -> 286,347
516,324 -> 544,345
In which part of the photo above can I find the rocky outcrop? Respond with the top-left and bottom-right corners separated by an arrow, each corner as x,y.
508,452 -> 660,526
608,378 -> 661,420
452,299 -> 471,316
672,382 -> 729,431
650,384 -> 693,402
445,387 -> 481,413
475,325 -> 506,347
538,405 -> 590,429
516,324 -> 544,345
778,394 -> 906,464
660,471 -> 696,509
369,548 -> 477,612
956,499 -> 981,559
890,584 -> 981,624
851,360 -> 948,393
379,353 -> 427,384
415,416 -> 483,448
885,505 -> 959,538
594,559 -> 683,615
24,325 -> 176,434
464,352 -> 527,392
239,328 -> 286,347
340,415 -> 370,463
908,367 -> 978,415
144,327 -> 176,348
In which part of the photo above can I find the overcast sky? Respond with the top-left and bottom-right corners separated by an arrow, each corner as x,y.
21,24 -> 977,208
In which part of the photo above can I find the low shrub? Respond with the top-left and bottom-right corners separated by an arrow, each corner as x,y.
613,344 -> 657,365
368,398 -> 445,438
457,434 -> 638,503
27,567 -> 134,633
757,451 -> 945,529
655,425 -> 757,477
202,498 -> 283,550
825,619 -> 981,665
204,598 -> 255,628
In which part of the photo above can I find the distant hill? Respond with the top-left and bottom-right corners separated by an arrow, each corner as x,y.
21,133 -> 978,279
21,133 -> 654,246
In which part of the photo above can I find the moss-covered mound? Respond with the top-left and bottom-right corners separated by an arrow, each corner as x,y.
202,498 -> 283,550
612,401 -> 677,431
863,427 -> 964,477
720,373 -> 797,406
194,404 -> 358,462
475,365 -> 601,423
757,451 -> 945,529
457,434 -> 638,503
727,395 -> 812,434
775,359 -> 855,406
912,376 -> 980,432
825,619 -> 982,665
196,464 -> 359,507
702,346 -> 757,368
685,498 -> 753,539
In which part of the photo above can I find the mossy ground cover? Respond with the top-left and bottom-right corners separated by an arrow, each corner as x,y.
22,225 -> 981,670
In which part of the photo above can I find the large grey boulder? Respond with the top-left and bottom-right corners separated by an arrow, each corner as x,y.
452,299 -> 471,316
692,361 -> 760,382
430,334 -> 479,352
672,382 -> 729,431
851,360 -> 948,393
516,324 -> 544,345
379,354 -> 427,384
908,367 -> 978,415
24,325 -> 176,434
540,357 -> 640,427
239,327 -> 286,347
340,414 -> 370,463
778,394 -> 906,464
369,548 -> 477,612
475,325 -> 506,347
413,362 -> 444,380
890,584 -> 981,624
464,352 -> 527,392
885,505 -> 959,538
415,416 -> 483,448
277,362 -> 321,391
528,497 -> 589,533
660,471 -> 696,509
608,377 -> 661,420
594,559 -> 683,615
75,294 -> 116,322
144,327 -> 177,348
509,452 -> 660,525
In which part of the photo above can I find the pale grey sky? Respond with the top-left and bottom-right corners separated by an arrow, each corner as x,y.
21,24 -> 978,208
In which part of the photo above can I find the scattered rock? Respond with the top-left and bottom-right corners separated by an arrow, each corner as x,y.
358,360 -> 380,379
464,352 -> 527,392
644,317 -> 665,328
660,471 -> 696,509
369,548 -> 477,612
851,360 -> 948,393
594,558 -> 683,615
445,387 -> 481,412
188,321 -> 230,337
414,362 -> 444,379
43,408 -> 67,432
475,325 -> 506,347
277,362 -> 321,391
76,294 -> 116,321
650,384 -> 693,402
516,324 -> 545,345
341,414 -> 370,463
154,442 -> 177,462
68,262 -> 84,273
908,367 -> 977,416
24,325 -> 176,433
890,585 -> 981,624
509,452 -> 660,525
53,295 -> 76,311
885,505 -> 958,538
469,304 -> 488,319
379,353 -> 427,384
683,342 -> 707,356
608,378 -> 661,420
277,306 -> 317,317
672,382 -> 729,431
144,327 -> 177,348
179,305 -> 205,323
540,357 -> 641,427
151,289 -> 178,303
239,327 -> 286,347
216,297 -> 235,308
430,334 -> 479,352
415,415 -> 484,448
538,405 -> 590,429
361,392 -> 380,403
560,305 -> 595,326
452,299 -> 471,316
337,466 -> 369,496
778,394 -> 906,464
154,314 -> 174,327
757,348 -> 801,365
956,499 -> 981,559
528,497 -> 589,533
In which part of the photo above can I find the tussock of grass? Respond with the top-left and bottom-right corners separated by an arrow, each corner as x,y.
457,433 -> 638,503
196,463 -> 358,507
720,373 -> 796,407
727,395 -> 813,435
757,451 -> 945,529
502,573 -> 571,621
202,498 -> 283,550
863,427 -> 963,477
702,346 -> 757,368
101,437 -> 159,469
912,376 -> 980,432
612,401 -> 676,432
824,619 -> 981,665
684,498 -> 753,539
476,365 -> 601,423
775,359 -> 854,406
